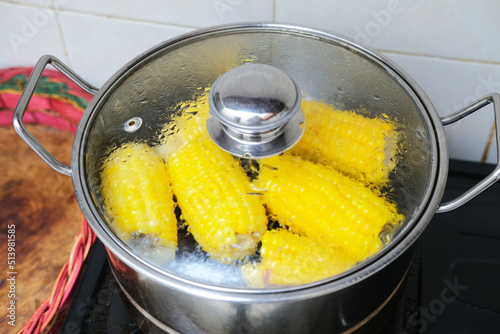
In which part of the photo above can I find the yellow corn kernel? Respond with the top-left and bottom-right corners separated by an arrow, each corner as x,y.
100,143 -> 178,261
168,138 -> 268,263
156,88 -> 211,159
292,100 -> 399,187
254,154 -> 403,263
242,229 -> 354,288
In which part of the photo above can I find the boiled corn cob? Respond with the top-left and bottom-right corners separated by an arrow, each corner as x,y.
254,153 -> 403,263
100,143 -> 178,262
242,229 -> 354,288
291,100 -> 399,187
168,137 -> 268,263
156,88 -> 211,159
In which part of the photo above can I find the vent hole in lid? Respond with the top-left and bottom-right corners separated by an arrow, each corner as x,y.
124,117 -> 143,133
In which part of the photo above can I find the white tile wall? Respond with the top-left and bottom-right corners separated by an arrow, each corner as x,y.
57,11 -> 192,86
0,2 -> 68,66
1,0 -> 499,164
57,0 -> 274,27
276,0 -> 500,63
5,0 -> 43,6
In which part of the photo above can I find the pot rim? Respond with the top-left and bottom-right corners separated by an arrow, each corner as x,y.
71,22 -> 448,300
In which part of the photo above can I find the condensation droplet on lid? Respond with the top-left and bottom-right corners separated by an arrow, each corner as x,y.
416,128 -> 427,140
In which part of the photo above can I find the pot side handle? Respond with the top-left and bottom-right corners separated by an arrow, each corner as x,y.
12,55 -> 98,176
437,93 -> 500,213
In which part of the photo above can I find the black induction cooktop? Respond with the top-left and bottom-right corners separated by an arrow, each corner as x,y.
61,160 -> 500,334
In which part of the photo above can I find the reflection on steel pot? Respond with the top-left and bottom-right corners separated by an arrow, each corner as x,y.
13,23 -> 500,333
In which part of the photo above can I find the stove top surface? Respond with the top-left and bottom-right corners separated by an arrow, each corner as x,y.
61,160 -> 500,334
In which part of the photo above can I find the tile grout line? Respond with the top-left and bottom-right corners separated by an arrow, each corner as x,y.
480,122 -> 496,163
1,0 -> 199,31
2,0 -> 37,8
379,49 -> 500,67
74,12 -> 199,30
50,0 -> 71,68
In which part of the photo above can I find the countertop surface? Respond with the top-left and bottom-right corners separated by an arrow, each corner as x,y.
0,124 -> 82,333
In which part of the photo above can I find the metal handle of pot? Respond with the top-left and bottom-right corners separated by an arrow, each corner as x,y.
12,54 -> 98,176
437,93 -> 500,213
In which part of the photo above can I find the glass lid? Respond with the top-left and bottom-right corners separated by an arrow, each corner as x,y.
83,25 -> 435,289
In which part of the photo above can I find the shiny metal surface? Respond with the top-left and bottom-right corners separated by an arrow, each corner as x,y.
207,63 -> 304,158
71,22 -> 444,333
108,247 -> 413,334
437,93 -> 500,213
12,54 -> 98,176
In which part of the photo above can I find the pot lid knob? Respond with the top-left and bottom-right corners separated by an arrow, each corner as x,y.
207,63 -> 305,159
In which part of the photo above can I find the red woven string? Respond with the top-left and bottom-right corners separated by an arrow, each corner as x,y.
0,67 -> 96,334
17,217 -> 96,334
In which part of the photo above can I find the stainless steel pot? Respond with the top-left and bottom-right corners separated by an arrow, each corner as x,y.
13,23 -> 500,333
